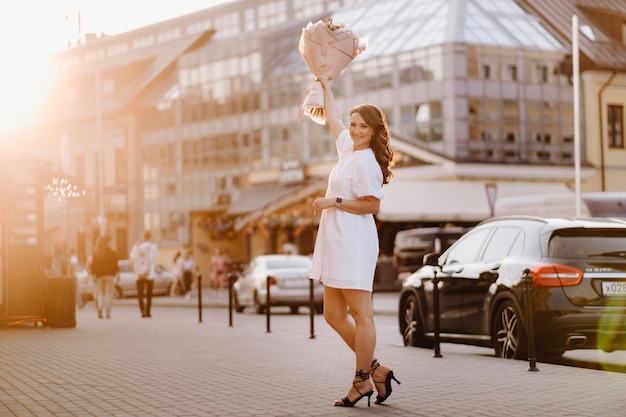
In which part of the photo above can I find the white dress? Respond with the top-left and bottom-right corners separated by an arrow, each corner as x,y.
309,130 -> 384,291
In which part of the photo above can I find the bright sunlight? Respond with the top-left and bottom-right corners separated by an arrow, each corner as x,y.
0,4 -> 67,134
0,0 -> 233,135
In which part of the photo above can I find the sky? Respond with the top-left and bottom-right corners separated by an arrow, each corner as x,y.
0,0 -> 234,134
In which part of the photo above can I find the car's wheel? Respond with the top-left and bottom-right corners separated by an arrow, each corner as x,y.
254,292 -> 265,314
289,306 -> 299,314
492,300 -> 528,359
233,292 -> 245,313
315,304 -> 324,315
113,286 -> 123,299
400,293 -> 431,348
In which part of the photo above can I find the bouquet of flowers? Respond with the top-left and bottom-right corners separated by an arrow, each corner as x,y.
298,17 -> 367,124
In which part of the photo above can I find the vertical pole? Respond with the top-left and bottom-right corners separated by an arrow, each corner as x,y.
197,274 -> 202,323
228,274 -> 234,327
266,276 -> 271,333
96,71 -> 106,236
572,15 -> 581,217
523,269 -> 539,371
432,269 -> 442,358
309,279 -> 315,339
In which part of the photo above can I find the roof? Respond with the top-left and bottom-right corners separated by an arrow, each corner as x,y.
524,0 -> 626,70
377,180 -> 573,222
45,30 -> 215,121
330,0 -> 565,59
226,179 -> 328,231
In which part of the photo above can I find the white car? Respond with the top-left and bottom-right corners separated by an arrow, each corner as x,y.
232,254 -> 323,314
114,260 -> 174,298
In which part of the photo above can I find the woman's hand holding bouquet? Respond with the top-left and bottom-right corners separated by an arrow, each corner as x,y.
298,17 -> 367,125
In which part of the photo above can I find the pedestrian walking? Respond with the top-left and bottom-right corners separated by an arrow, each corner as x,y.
89,236 -> 119,319
309,76 -> 399,407
171,250 -> 184,296
210,248 -> 227,290
181,249 -> 197,299
130,231 -> 159,318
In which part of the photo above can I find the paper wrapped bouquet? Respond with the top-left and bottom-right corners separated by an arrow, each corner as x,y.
298,18 -> 367,124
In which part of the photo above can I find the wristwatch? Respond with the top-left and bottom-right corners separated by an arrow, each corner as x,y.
335,197 -> 343,208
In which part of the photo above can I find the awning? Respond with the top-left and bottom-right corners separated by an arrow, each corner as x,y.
228,179 -> 327,231
377,180 -> 572,222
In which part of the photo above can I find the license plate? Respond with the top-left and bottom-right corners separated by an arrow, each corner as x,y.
602,281 -> 626,296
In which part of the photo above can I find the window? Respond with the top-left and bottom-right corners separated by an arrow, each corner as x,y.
504,64 -> 517,81
482,227 -> 523,262
482,64 -> 491,80
443,228 -> 491,265
534,63 -> 549,83
608,104 -> 624,148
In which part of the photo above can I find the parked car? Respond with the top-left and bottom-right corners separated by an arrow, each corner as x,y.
114,260 -> 174,298
398,216 -> 626,360
232,254 -> 323,314
392,226 -> 467,278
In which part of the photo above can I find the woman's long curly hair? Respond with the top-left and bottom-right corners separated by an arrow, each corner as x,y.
351,104 -> 394,185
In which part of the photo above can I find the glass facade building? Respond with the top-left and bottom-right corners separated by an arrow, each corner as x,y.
19,0 -> 625,270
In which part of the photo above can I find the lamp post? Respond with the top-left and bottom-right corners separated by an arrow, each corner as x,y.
96,71 -> 106,236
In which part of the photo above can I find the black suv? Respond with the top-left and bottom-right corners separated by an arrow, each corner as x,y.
392,226 -> 467,278
398,216 -> 626,359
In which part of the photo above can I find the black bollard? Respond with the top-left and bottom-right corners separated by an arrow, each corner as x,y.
266,275 -> 271,333
197,274 -> 202,323
523,268 -> 539,371
309,279 -> 315,339
227,274 -> 232,327
432,269 -> 442,358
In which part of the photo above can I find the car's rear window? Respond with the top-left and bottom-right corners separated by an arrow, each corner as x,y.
266,257 -> 311,269
548,229 -> 626,258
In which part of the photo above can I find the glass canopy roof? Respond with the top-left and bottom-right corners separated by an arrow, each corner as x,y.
331,0 -> 565,58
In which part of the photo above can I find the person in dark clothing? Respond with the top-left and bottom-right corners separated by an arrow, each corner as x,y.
90,235 -> 120,319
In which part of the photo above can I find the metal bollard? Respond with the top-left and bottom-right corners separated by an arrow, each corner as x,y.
266,275 -> 271,333
227,274 -> 233,327
197,274 -> 203,323
309,279 -> 315,339
432,269 -> 443,358
523,268 -> 539,371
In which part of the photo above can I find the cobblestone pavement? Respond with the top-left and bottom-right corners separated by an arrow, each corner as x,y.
0,290 -> 625,417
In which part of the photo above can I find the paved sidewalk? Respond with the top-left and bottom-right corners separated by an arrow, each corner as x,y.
0,291 -> 624,417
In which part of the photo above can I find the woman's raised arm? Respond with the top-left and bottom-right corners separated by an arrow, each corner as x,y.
319,77 -> 346,139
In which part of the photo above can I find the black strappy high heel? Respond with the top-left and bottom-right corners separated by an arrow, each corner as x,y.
370,359 -> 401,404
334,370 -> 374,407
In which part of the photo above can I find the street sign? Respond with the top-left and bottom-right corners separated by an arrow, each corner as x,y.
485,183 -> 497,217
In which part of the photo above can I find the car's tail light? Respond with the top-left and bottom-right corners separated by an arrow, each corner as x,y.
267,276 -> 277,285
530,264 -> 583,287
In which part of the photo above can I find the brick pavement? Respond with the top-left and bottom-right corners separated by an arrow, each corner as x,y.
0,290 -> 624,417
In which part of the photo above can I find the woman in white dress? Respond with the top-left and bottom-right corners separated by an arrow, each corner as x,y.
309,77 -> 398,407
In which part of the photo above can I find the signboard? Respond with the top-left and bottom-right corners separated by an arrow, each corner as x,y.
485,183 -> 497,217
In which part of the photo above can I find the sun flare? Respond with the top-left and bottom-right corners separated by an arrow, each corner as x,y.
0,4 -> 67,134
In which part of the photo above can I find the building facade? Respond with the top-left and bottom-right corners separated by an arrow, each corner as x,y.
12,0 -> 626,278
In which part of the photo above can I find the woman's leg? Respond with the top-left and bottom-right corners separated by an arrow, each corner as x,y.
323,287 -> 376,369
323,286 -> 355,350
103,275 -> 114,318
324,286 -> 377,405
342,289 -> 376,373
96,278 -> 105,318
